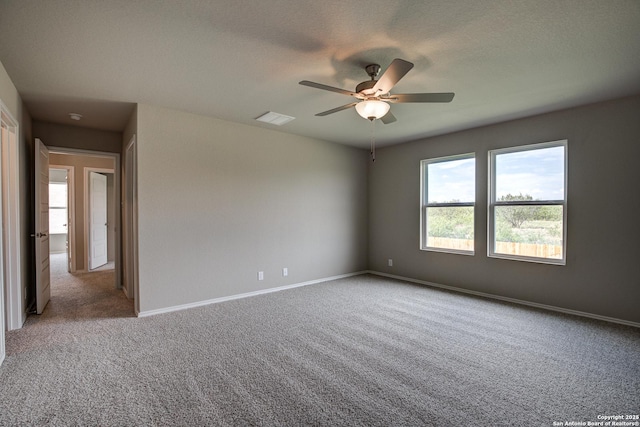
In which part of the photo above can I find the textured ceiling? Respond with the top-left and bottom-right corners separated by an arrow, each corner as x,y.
1,0 -> 639,148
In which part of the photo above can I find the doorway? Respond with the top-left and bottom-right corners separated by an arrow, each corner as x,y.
31,145 -> 130,319
37,154 -> 131,326
46,148 -> 122,288
48,167 -> 73,274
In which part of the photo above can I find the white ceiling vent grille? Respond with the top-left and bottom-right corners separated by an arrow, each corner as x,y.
255,111 -> 295,126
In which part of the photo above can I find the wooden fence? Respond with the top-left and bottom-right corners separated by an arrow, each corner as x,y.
427,237 -> 562,259
427,237 -> 474,251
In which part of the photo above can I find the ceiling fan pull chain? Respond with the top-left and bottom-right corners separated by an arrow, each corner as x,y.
370,119 -> 376,162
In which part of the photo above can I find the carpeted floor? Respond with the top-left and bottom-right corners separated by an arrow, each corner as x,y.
1,269 -> 639,426
5,253 -> 134,356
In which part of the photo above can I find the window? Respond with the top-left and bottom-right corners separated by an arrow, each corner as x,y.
489,140 -> 567,264
49,182 -> 68,234
421,153 -> 475,254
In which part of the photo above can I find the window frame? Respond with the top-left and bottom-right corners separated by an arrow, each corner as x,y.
488,139 -> 568,265
420,152 -> 476,256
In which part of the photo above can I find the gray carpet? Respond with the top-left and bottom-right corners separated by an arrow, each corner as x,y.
1,268 -> 639,426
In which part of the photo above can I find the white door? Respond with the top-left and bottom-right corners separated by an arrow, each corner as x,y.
89,172 -> 108,270
34,139 -> 50,314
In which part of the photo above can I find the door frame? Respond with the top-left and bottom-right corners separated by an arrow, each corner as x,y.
49,165 -> 76,273
1,101 -> 23,333
0,110 -> 5,364
124,135 -> 138,313
84,168 -> 112,272
48,147 -> 122,289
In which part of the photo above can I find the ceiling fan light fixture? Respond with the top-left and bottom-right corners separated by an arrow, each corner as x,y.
355,100 -> 390,120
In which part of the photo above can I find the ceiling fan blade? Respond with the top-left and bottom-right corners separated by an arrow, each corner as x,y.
299,80 -> 357,97
382,92 -> 455,103
371,58 -> 414,94
380,111 -> 397,124
316,102 -> 359,116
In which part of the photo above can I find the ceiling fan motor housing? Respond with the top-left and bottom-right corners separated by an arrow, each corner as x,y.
356,79 -> 377,95
357,63 -> 382,95
365,63 -> 381,78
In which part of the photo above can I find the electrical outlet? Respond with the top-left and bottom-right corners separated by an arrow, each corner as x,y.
258,271 -> 264,281
388,259 -> 393,267
282,267 -> 288,277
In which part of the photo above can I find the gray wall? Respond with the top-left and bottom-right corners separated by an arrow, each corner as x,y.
32,121 -> 122,153
369,95 -> 640,324
136,104 -> 368,313
49,235 -> 67,254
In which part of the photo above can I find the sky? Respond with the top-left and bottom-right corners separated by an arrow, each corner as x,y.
427,145 -> 565,203
495,145 -> 565,201
428,157 -> 475,203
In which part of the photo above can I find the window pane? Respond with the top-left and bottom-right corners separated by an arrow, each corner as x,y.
49,183 -> 67,208
494,205 -> 563,259
49,208 -> 68,234
495,146 -> 564,201
427,206 -> 474,251
428,158 -> 475,203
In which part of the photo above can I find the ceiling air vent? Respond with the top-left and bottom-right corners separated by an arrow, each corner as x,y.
255,111 -> 295,126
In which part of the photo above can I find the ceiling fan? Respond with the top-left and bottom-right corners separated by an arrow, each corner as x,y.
299,58 -> 455,124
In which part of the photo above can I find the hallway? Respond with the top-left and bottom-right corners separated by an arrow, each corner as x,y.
5,253 -> 134,356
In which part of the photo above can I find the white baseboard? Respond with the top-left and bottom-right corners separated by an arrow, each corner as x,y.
138,271 -> 368,318
369,271 -> 640,329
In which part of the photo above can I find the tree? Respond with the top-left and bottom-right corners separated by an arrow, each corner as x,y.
427,206 -> 474,239
496,193 -> 534,228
